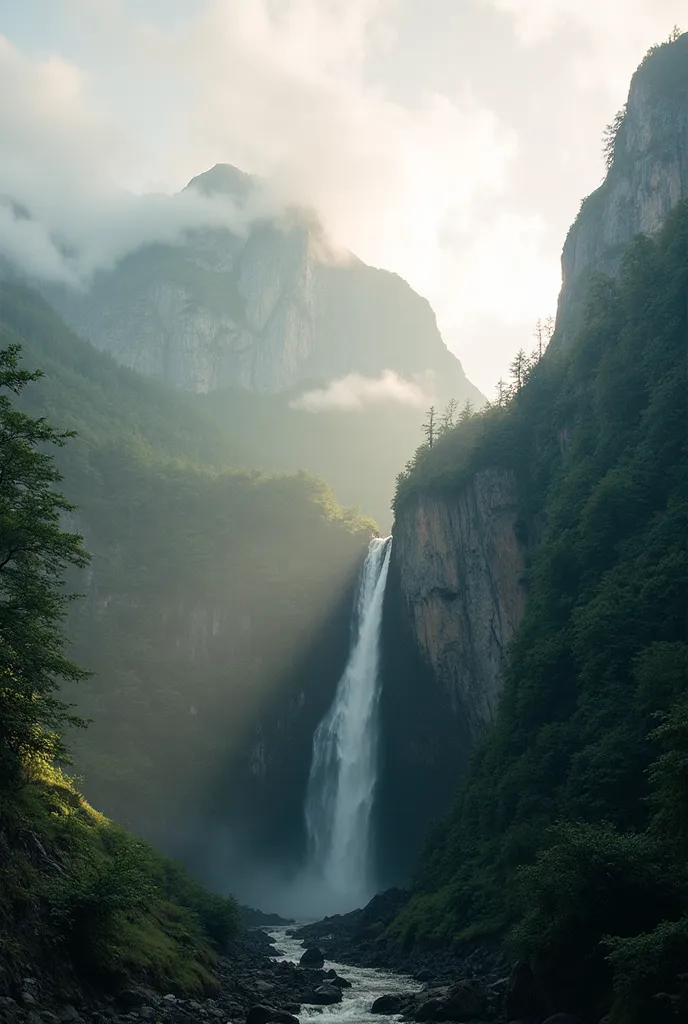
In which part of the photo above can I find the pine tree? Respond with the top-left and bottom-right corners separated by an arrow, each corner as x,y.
440,398 -> 459,435
422,405 -> 437,448
0,344 -> 90,785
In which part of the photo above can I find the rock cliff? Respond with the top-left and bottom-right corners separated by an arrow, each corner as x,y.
390,469 -> 527,737
49,165 -> 479,403
558,32 -> 688,326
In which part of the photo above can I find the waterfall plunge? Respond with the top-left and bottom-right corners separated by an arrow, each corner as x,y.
304,536 -> 392,913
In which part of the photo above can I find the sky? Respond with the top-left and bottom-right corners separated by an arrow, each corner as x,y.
0,0 -> 684,395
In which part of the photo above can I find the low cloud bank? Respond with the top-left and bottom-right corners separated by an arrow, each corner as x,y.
289,370 -> 427,412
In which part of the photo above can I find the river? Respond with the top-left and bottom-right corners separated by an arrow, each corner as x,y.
268,927 -> 420,1024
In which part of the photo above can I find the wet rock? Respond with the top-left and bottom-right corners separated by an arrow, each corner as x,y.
162,995 -> 177,1004
41,1013 -> 61,1024
308,985 -> 342,1006
299,949 -> 325,969
246,1005 -> 300,1024
371,994 -> 407,1015
504,962 -> 536,1021
414,970 -> 432,983
21,992 -> 39,1008
330,976 -> 352,990
542,1016 -> 581,1024
137,1010 -> 155,1021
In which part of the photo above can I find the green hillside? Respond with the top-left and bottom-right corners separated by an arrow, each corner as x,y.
390,204 -> 688,1022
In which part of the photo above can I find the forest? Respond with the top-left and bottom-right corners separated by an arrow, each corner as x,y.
388,201 -> 688,1023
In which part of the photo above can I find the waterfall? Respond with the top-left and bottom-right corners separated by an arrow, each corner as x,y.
304,536 -> 392,912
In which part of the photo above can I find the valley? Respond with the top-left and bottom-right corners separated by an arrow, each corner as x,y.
0,18 -> 687,1024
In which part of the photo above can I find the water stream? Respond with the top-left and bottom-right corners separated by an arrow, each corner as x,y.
269,927 -> 418,1024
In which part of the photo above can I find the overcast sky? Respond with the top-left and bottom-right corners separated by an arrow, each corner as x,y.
0,0 -> 684,395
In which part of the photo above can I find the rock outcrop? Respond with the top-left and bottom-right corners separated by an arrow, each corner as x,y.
390,468 -> 527,736
48,165 -> 480,404
557,32 -> 688,330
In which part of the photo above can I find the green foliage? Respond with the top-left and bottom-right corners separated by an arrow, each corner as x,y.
0,344 -> 90,785
391,204 -> 688,1018
0,764 -> 238,995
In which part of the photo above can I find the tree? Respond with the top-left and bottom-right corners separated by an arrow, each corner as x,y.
459,400 -> 475,423
0,344 -> 90,785
603,105 -> 627,171
509,349 -> 528,393
439,398 -> 459,436
495,378 -> 509,407
422,405 -> 437,448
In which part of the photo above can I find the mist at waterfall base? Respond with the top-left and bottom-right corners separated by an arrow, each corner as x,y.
246,537 -> 393,919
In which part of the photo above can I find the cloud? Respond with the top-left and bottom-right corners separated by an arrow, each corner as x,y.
289,371 -> 427,412
483,0 -> 684,90
0,1 -> 515,295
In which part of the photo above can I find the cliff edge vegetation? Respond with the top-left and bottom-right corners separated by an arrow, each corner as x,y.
390,200 -> 688,1023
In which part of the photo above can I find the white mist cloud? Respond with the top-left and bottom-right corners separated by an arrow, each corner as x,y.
289,371 -> 427,412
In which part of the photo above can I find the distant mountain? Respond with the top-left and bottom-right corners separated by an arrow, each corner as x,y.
46,164 -> 482,404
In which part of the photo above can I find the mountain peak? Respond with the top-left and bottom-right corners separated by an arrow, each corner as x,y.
185,163 -> 259,199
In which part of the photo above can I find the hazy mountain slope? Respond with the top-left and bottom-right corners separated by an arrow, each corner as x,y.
0,283 -> 374,897
46,164 -> 481,405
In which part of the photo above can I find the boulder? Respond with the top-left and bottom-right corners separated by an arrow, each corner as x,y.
504,962 -> 537,1021
542,1016 -> 581,1024
371,995 -> 407,1015
412,981 -> 486,1022
330,975 -> 352,990
246,1006 -> 300,1024
308,985 -> 342,1006
414,970 -> 432,983
299,948 -> 325,968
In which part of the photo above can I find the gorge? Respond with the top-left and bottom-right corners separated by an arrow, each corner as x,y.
0,23 -> 687,1024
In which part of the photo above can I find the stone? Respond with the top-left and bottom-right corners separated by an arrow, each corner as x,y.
371,995 -> 407,1015
504,962 -> 537,1021
308,986 -> 342,1006
57,1007 -> 81,1023
330,975 -> 352,990
414,970 -> 432,983
117,993 -> 146,1009
542,1016 -> 581,1024
299,948 -> 325,969
21,993 -> 39,1008
246,1005 -> 299,1024
138,1009 -> 155,1021
41,1013 -> 61,1024
162,995 -> 177,1004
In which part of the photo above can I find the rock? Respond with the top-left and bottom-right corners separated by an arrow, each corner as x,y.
542,1017 -> 581,1024
138,1009 -> 155,1021
504,962 -> 537,1021
0,998 -> 17,1009
58,1007 -> 82,1023
162,995 -> 177,1004
117,992 -> 146,1009
254,981 -> 275,994
299,948 -> 325,968
308,986 -> 342,1006
41,1013 -> 61,1024
246,1006 -> 299,1024
27,1013 -> 43,1024
21,993 -> 39,1008
330,975 -> 352,990
413,997 -> 443,1021
412,981 -> 485,1023
414,970 -> 432,983
371,995 -> 407,1015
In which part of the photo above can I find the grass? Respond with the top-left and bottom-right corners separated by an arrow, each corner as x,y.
0,758 -> 239,998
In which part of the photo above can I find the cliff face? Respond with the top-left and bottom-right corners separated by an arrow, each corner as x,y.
49,166 -> 480,404
390,468 -> 527,737
558,33 -> 688,322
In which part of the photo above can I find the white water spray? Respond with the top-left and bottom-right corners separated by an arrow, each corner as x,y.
304,536 -> 392,912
